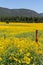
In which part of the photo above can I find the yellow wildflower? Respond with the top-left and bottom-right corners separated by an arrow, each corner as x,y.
19,49 -> 22,53
9,56 -> 12,60
25,52 -> 30,56
13,57 -> 18,61
17,59 -> 21,63
39,50 -> 42,54
23,56 -> 31,64
17,44 -> 20,48
0,57 -> 2,61
1,64 -> 4,65
32,63 -> 35,65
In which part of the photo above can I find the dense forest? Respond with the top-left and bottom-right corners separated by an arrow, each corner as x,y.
0,16 -> 43,23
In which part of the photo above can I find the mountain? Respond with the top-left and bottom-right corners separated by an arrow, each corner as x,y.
40,13 -> 43,16
0,7 -> 41,17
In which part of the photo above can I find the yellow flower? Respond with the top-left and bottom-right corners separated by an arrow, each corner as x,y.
32,63 -> 35,65
17,44 -> 20,48
11,53 -> 14,56
39,50 -> 42,54
25,52 -> 30,56
0,57 -> 2,61
17,59 -> 21,63
23,56 -> 31,64
9,56 -> 12,60
1,64 -> 4,65
31,57 -> 33,59
19,49 -> 22,53
13,57 -> 21,63
13,57 -> 18,61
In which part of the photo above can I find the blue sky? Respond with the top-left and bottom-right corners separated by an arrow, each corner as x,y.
0,0 -> 43,13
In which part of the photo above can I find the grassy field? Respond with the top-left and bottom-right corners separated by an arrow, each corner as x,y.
0,23 -> 43,65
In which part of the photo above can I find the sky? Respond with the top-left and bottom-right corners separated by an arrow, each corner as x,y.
0,0 -> 43,13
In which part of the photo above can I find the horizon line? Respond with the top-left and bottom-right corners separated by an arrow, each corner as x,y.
0,6 -> 42,13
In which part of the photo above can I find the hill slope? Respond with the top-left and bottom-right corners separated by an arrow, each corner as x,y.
40,13 -> 43,16
0,7 -> 40,17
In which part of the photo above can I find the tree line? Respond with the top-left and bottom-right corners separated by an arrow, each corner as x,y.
0,16 -> 43,23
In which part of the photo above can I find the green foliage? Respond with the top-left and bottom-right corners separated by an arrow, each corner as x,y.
0,16 -> 43,23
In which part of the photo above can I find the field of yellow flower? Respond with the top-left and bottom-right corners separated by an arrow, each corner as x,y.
0,23 -> 43,65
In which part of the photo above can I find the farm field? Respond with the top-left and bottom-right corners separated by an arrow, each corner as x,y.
0,23 -> 43,65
